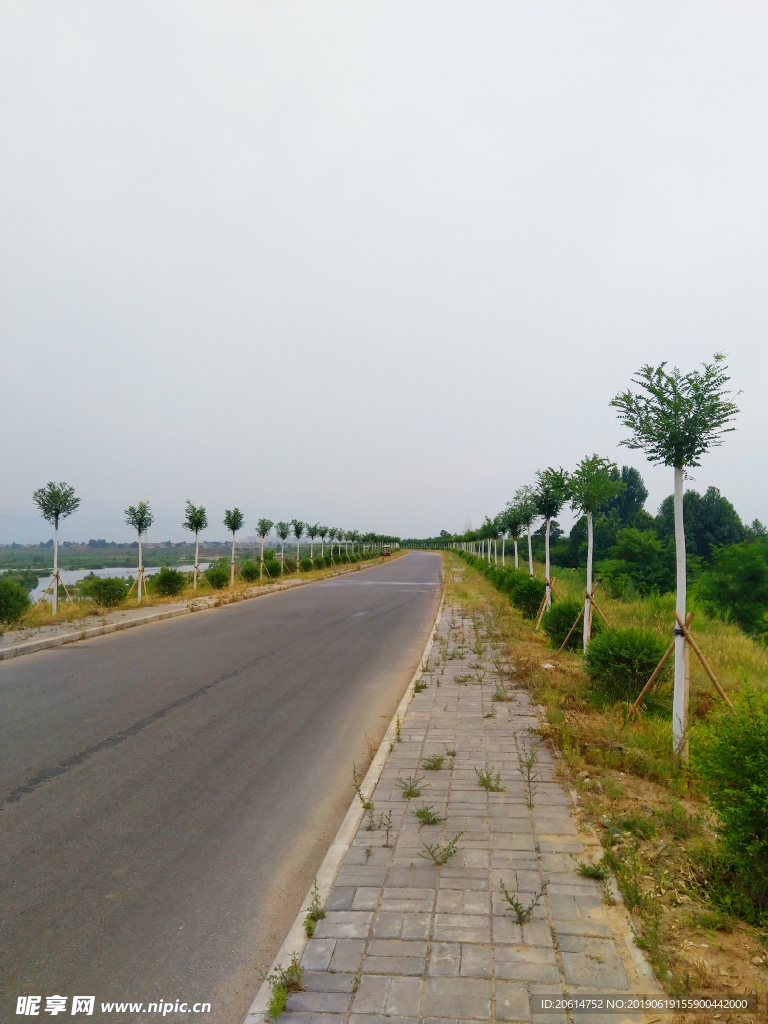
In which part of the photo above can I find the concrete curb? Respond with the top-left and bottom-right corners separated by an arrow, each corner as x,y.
0,557 -> 402,662
242,583 -> 447,1024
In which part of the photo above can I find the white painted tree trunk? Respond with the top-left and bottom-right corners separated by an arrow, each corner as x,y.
502,537 -> 505,568
52,521 -> 59,614
194,533 -> 199,590
137,534 -> 143,604
230,533 -> 236,587
545,517 -> 552,609
310,537 -> 314,559
672,464 -> 688,755
513,538 -> 519,571
583,510 -> 593,653
260,538 -> 265,579
527,525 -> 533,576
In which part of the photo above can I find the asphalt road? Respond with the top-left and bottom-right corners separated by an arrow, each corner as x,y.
0,552 -> 442,1023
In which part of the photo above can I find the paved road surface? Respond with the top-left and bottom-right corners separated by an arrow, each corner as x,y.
1,552 -> 442,1023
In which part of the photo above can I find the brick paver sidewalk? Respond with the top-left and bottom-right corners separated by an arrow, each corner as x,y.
284,603 -> 654,1024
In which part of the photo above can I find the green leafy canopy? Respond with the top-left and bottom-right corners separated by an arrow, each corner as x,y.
224,508 -> 244,534
569,455 -> 624,516
32,481 -> 81,527
610,356 -> 739,469
125,501 -> 153,535
183,501 -> 208,534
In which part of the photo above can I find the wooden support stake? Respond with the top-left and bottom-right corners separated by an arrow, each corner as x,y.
535,576 -> 557,629
630,612 -> 694,712
673,611 -> 733,708
556,607 -> 584,655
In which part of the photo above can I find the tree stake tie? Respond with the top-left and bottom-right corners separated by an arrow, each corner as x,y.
534,577 -> 559,629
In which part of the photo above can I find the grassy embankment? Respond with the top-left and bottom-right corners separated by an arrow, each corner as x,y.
9,551 -> 405,632
442,550 -> 766,1021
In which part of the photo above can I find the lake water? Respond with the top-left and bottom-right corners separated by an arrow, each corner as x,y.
28,564 -> 210,602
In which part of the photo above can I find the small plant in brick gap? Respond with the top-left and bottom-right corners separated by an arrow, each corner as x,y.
303,879 -> 326,937
420,832 -> 464,865
577,862 -> 607,880
413,678 -> 429,693
484,706 -> 497,718
396,774 -> 425,799
352,763 -> 373,810
395,716 -> 403,742
382,810 -> 393,847
517,740 -> 540,808
265,952 -> 303,1018
421,754 -> 445,771
364,847 -> 372,862
492,683 -> 514,702
475,766 -> 505,791
499,879 -> 548,925
413,804 -> 446,826
365,808 -> 385,831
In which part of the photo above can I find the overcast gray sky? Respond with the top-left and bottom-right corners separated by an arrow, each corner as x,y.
2,1 -> 766,543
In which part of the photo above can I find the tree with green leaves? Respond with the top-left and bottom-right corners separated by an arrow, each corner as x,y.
502,503 -> 524,571
569,455 -> 625,651
305,523 -> 319,560
318,525 -> 329,558
611,355 -> 739,755
223,508 -> 245,587
32,481 -> 81,614
275,522 -> 291,571
125,501 -> 154,604
182,501 -> 209,590
512,486 -> 538,577
256,518 -> 274,578
534,468 -> 570,606
291,519 -> 305,566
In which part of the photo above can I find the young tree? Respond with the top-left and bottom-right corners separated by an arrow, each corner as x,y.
502,504 -> 524,571
291,519 -> 305,565
318,525 -> 328,558
306,523 -> 320,559
182,501 -> 209,591
534,468 -> 570,608
569,456 -> 625,651
223,508 -> 245,587
256,518 -> 274,578
513,485 -> 538,577
32,481 -> 81,614
612,356 -> 739,755
125,501 -> 154,604
275,522 -> 291,570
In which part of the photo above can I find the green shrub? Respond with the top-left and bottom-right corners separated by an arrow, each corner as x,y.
0,576 -> 31,623
241,561 -> 260,582
324,555 -> 334,567
691,685 -> 767,924
542,598 -> 603,650
584,627 -> 668,702
151,566 -> 186,597
204,564 -> 230,589
694,540 -> 767,640
509,575 -> 547,619
299,558 -> 313,572
263,558 -> 281,579
312,557 -> 326,570
283,558 -> 297,574
85,576 -> 128,607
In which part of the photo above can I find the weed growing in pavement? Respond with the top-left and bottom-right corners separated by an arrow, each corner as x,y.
382,810 -> 393,847
484,706 -> 497,718
455,674 -> 473,684
499,880 -> 548,924
365,809 -> 385,831
395,717 -> 403,743
352,763 -> 373,810
303,880 -> 326,937
396,774 -> 425,799
475,766 -> 505,791
517,740 -> 540,808
351,974 -> 362,993
445,747 -> 458,758
419,832 -> 464,865
413,804 -> 446,826
577,862 -> 607,880
414,678 -> 429,693
492,683 -> 514,702
421,754 -> 445,771
265,952 -> 303,1018
364,847 -> 372,862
